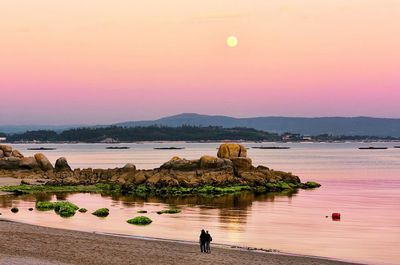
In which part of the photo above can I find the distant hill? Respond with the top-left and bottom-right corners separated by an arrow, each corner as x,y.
115,113 -> 400,137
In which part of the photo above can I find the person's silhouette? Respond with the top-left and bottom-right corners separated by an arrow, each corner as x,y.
199,229 -> 207,253
205,231 -> 212,253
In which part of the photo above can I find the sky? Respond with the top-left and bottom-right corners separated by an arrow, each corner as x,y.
1,0 -> 400,125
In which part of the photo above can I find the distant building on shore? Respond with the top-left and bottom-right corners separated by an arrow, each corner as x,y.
0,137 -> 6,142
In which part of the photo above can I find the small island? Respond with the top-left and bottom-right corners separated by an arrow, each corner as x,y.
0,143 -> 320,196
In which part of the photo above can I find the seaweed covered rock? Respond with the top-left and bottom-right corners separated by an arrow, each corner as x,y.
92,208 -> 109,217
36,201 -> 55,211
55,157 -> 72,172
217,143 -> 247,159
54,202 -> 79,217
127,216 -> 152,225
157,209 -> 181,214
34,153 -> 53,171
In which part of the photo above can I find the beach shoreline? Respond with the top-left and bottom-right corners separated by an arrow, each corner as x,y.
0,219 -> 361,265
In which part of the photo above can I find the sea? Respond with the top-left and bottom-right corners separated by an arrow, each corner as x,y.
0,142 -> 399,265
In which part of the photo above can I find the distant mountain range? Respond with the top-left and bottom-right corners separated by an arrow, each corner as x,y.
114,113 -> 400,137
2,113 -> 400,137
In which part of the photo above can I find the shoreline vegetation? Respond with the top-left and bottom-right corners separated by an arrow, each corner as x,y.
0,143 -> 321,197
1,125 -> 399,143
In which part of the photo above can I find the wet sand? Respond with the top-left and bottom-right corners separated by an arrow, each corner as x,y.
0,220 -> 358,265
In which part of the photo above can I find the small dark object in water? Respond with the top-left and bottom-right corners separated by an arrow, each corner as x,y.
358,147 -> 388,150
106,146 -> 130,150
394,146 -> 400,148
332,212 -> 341,221
252,146 -> 290,150
154,147 -> 185,150
27,147 -> 56,151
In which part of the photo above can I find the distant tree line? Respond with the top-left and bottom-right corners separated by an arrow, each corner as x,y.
2,126 -> 398,143
4,125 -> 281,142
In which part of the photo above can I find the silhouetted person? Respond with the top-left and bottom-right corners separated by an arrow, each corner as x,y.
205,230 -> 212,253
199,229 -> 207,253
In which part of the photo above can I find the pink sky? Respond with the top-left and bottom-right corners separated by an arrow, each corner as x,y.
1,0 -> 400,124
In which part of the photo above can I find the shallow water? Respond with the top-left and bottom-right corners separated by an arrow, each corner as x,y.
1,142 -> 400,265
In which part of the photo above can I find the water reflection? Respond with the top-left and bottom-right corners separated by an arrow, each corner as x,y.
0,190 -> 299,229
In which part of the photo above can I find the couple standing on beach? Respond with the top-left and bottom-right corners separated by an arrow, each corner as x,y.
199,229 -> 212,253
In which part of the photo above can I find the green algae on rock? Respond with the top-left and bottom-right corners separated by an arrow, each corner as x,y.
157,209 -> 181,215
127,216 -> 152,225
92,208 -> 109,217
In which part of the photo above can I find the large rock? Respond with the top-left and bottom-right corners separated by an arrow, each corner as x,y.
217,143 -> 247,159
34,153 -> 54,171
55,157 -> 72,172
230,157 -> 253,170
199,155 -> 232,169
122,163 -> 136,172
0,150 -> 3,158
0,145 -> 12,157
19,157 -> 40,170
11,150 -> 24,159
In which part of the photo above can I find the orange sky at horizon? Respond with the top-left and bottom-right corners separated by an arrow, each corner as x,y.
1,0 -> 399,124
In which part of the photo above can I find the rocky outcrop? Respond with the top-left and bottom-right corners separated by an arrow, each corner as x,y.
0,144 -> 312,192
0,145 -> 53,171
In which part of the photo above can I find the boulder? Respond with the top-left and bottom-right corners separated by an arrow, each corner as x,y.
122,163 -> 136,172
161,157 -> 199,171
0,145 -> 12,157
217,143 -> 247,159
230,157 -> 253,170
11,150 -> 24,159
199,155 -> 232,169
19,157 -> 40,170
0,150 -> 3,158
34,153 -> 54,171
55,157 -> 72,171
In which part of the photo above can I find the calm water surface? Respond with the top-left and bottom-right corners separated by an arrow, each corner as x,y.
1,142 -> 399,265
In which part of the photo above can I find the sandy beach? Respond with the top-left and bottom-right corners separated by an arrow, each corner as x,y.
0,220 -> 359,265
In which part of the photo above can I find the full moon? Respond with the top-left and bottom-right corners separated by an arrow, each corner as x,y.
226,36 -> 238,47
